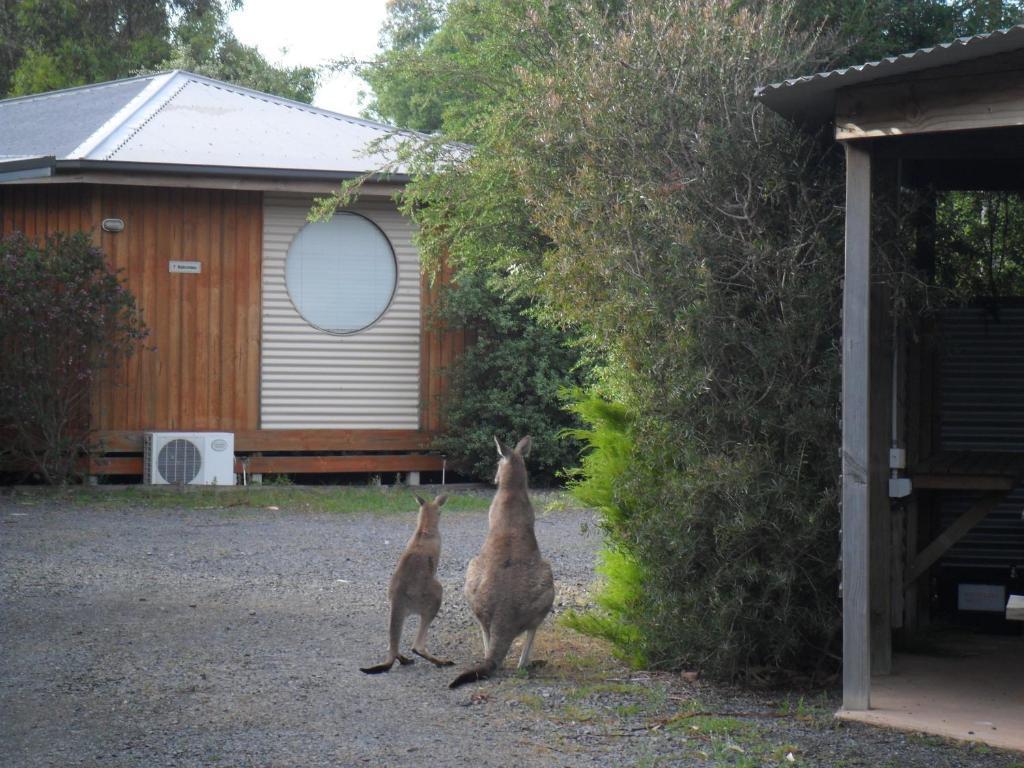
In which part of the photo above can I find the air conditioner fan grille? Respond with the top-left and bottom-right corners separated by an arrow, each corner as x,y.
157,438 -> 202,484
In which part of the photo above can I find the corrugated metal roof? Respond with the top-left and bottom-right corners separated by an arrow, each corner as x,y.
756,25 -> 1024,126
0,75 -> 156,158
0,71 -> 417,178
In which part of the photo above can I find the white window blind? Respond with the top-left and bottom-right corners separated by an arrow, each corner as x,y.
285,213 -> 397,334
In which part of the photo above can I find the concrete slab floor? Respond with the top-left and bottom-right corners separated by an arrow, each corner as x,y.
837,634 -> 1024,752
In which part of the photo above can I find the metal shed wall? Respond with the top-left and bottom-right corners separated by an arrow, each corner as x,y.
261,194 -> 421,429
939,305 -> 1024,452
937,305 -> 1024,573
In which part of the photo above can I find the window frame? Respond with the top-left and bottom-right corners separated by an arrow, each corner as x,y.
283,211 -> 399,336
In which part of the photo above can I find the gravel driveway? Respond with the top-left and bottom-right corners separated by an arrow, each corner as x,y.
1,490 -> 1019,768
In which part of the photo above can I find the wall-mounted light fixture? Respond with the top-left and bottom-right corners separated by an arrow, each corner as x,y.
101,218 -> 125,233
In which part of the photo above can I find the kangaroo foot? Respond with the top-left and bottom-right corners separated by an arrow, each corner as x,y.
412,648 -> 454,667
359,659 -> 396,674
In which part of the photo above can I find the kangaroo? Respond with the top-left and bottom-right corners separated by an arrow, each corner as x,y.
360,493 -> 454,674
449,436 -> 554,689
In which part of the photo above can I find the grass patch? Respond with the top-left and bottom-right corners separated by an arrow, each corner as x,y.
512,692 -> 546,712
3,485 -> 492,515
679,716 -> 755,738
560,703 -> 599,723
568,681 -> 649,699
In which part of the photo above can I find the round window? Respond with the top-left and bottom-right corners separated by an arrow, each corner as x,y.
285,213 -> 398,334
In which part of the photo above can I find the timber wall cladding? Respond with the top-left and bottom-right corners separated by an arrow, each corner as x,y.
261,195 -> 421,429
0,184 -> 262,433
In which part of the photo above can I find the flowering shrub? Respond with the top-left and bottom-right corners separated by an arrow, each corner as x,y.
0,232 -> 147,483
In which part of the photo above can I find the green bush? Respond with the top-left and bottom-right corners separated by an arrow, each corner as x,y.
512,0 -> 846,677
346,0 -> 1020,677
561,393 -> 647,667
429,267 -> 586,484
0,232 -> 147,483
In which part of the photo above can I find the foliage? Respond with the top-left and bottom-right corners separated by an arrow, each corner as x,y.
159,8 -> 318,102
560,394 -> 646,666
336,0 -> 590,484
0,233 -> 147,483
477,0 -> 844,676
352,0 -> 449,131
355,0 -> 1024,677
428,268 -> 587,484
934,191 -> 1024,300
0,0 -> 317,103
790,0 -> 1024,68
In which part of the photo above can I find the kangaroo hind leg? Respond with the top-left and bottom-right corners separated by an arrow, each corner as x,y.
410,592 -> 453,667
517,628 -> 545,670
476,618 -> 491,657
360,603 -> 412,674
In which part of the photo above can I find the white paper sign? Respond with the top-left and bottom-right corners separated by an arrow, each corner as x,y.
169,261 -> 201,274
957,583 -> 1005,613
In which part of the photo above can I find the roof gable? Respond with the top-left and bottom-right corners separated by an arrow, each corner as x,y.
0,71 -> 413,177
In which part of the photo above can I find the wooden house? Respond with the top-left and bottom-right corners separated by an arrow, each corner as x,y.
0,71 -> 467,480
758,25 -> 1024,745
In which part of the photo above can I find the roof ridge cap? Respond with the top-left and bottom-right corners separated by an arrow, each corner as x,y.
0,72 -> 171,107
176,70 -> 424,138
69,72 -> 181,159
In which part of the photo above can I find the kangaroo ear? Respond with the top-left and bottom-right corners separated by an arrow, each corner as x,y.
413,493 -> 427,507
515,435 -> 532,457
494,436 -> 508,458
434,493 -> 448,507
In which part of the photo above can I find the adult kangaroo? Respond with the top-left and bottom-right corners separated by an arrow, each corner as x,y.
450,436 -> 554,688
360,493 -> 454,674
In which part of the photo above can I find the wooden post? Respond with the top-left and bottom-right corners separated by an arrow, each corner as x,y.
903,495 -> 920,636
869,157 -> 896,676
842,142 -> 872,711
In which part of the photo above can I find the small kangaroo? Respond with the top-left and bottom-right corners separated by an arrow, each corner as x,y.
450,436 -> 555,688
360,493 -> 454,674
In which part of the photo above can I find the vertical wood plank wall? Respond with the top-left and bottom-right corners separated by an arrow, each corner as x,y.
0,184 -> 263,435
420,255 -> 470,433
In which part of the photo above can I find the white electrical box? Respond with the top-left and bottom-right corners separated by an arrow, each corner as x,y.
143,432 -> 235,486
889,477 -> 913,498
889,447 -> 907,469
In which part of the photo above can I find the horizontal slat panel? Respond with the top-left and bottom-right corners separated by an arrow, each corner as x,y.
86,453 -> 443,475
240,454 -> 444,474
96,429 -> 434,452
261,195 -> 421,429
939,306 -> 1024,452
939,486 -> 1024,570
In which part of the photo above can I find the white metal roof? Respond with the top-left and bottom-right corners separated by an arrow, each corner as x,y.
0,71 -> 417,180
756,24 -> 1024,125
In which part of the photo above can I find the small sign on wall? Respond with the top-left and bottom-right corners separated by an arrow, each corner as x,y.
169,261 -> 202,274
958,583 -> 1006,612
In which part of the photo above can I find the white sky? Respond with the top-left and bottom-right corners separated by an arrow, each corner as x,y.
228,0 -> 391,117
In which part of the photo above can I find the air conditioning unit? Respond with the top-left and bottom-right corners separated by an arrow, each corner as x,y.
143,432 -> 236,486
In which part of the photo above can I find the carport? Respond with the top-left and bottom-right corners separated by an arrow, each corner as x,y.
757,26 -> 1024,748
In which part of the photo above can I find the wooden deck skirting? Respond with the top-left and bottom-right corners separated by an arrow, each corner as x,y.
95,430 -> 435,453
87,453 -> 445,476
88,429 -> 444,476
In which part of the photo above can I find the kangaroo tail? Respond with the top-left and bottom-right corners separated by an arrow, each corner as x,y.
448,660 -> 495,688
449,630 -> 514,689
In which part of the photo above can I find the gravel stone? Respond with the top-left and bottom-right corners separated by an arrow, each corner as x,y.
1,494 -> 1019,767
